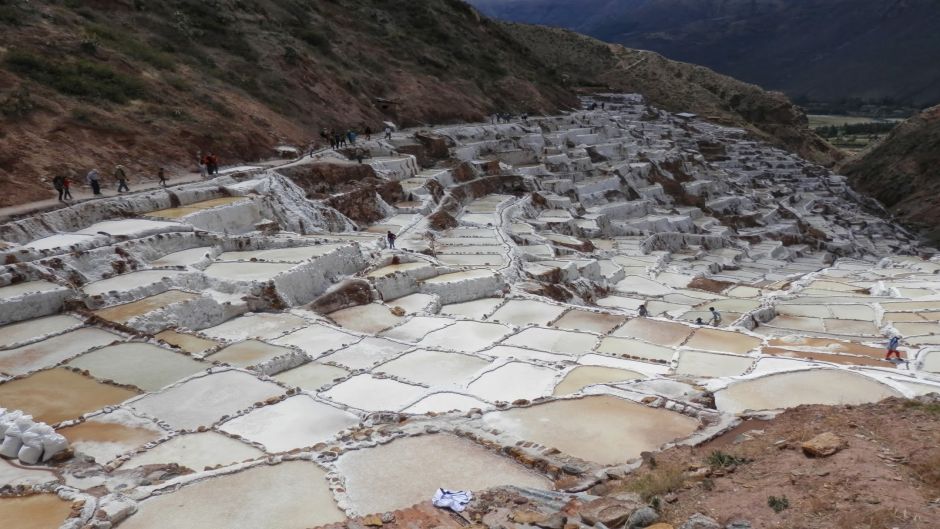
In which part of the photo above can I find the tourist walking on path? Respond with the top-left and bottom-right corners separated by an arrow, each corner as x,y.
384,125 -> 392,141
158,167 -> 167,187
52,175 -> 65,202
198,152 -> 208,179
638,304 -> 649,317
347,130 -> 357,146
387,230 -> 397,249
114,165 -> 130,192
886,335 -> 902,360
364,126 -> 372,140
87,169 -> 102,195
62,175 -> 72,200
709,307 -> 722,326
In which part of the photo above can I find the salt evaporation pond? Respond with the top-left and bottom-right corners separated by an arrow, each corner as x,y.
0,368 -> 139,424
94,290 -> 200,324
208,340 -> 293,368
274,362 -> 349,390
376,349 -> 490,387
715,369 -> 903,414
467,362 -> 558,402
202,313 -> 307,342
417,321 -> 513,352
120,461 -> 344,529
336,434 -> 550,514
82,270 -> 183,296
151,246 -> 215,266
321,338 -> 410,370
0,314 -> 83,348
67,342 -> 206,391
329,303 -> 404,334
501,328 -> 597,356
482,396 -> 700,465
203,261 -> 295,281
0,493 -> 73,529
321,374 -> 426,412
120,431 -> 264,471
552,310 -> 627,334
219,395 -> 358,453
0,327 -> 119,376
404,392 -> 491,414
60,410 -> 166,463
487,299 -> 567,326
553,366 -> 646,396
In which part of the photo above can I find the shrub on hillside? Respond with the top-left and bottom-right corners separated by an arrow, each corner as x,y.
4,51 -> 147,103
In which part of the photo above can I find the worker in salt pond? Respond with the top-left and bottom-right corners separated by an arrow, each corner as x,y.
387,230 -> 397,250
709,307 -> 722,326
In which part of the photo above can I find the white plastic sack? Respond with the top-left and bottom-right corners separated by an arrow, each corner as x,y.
0,409 -> 21,438
432,489 -> 473,512
19,424 -> 49,463
0,415 -> 33,458
41,433 -> 69,462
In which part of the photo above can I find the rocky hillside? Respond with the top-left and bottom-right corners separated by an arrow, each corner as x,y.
503,23 -> 841,166
0,0 -> 838,209
0,0 -> 575,207
471,0 -> 940,107
842,105 -> 940,244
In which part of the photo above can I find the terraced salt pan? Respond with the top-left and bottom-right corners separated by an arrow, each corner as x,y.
0,279 -> 65,300
273,324 -> 360,357
128,370 -> 284,430
553,366 -> 646,396
151,246 -> 215,266
377,349 -> 491,387
595,337 -> 676,363
685,328 -> 762,354
418,321 -> 513,352
120,431 -> 265,471
220,395 -> 358,452
404,392 -> 492,414
59,409 -> 166,463
207,340 -> 294,368
217,244 -> 348,263
487,299 -> 567,326
94,290 -> 200,324
0,368 -> 139,424
613,318 -> 694,346
614,276 -> 675,296
203,261 -> 295,281
675,350 -> 754,378
0,327 -> 120,376
83,270 -> 184,296
320,338 -> 410,370
480,395 -> 700,465
321,374 -> 426,411
423,269 -> 495,284
715,369 -> 902,414
485,345 -> 571,363
201,312 -> 307,341
386,293 -> 436,314
336,434 -> 549,515
22,233 -> 94,251
74,219 -> 185,237
552,310 -> 626,334
366,262 -> 432,278
0,493 -> 73,529
1,458 -> 59,487
120,461 -> 344,529
274,362 -> 349,391
0,314 -> 83,349
919,350 -> 940,373
439,298 -> 503,319
155,330 -> 218,355
467,362 -> 558,402
147,197 -> 249,219
68,342 -> 206,391
501,328 -> 598,356
437,254 -> 507,267
329,303 -> 404,334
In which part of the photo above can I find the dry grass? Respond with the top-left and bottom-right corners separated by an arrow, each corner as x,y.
836,508 -> 909,529
622,463 -> 686,501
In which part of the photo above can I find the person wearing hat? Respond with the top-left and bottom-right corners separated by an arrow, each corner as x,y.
114,164 -> 129,192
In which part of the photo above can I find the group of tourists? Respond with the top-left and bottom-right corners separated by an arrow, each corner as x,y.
198,152 -> 221,178
320,124 -> 394,151
52,164 -> 169,202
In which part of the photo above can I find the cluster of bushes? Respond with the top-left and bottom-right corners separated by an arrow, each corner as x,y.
4,51 -> 147,103
815,121 -> 898,138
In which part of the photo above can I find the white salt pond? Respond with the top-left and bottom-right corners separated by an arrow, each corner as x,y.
553,366 -> 646,396
0,327 -> 120,376
155,330 -> 218,355
501,328 -> 597,356
320,338 -> 410,370
417,321 -> 513,352
94,290 -> 200,324
595,336 -> 676,363
22,233 -> 94,252
68,342 -> 206,391
60,409 -> 167,464
128,370 -> 284,430
82,270 -> 183,296
329,303 -> 404,334
674,350 -> 755,378
366,261 -> 432,278
321,374 -> 427,411
202,313 -> 307,341
612,318 -> 693,346
120,431 -> 264,471
220,395 -> 358,452
120,461 -> 344,529
335,434 -> 549,514
380,316 -> 454,342
439,298 -> 504,319
467,362 -> 559,402
217,244 -> 345,263
274,362 -> 349,390
272,324 -> 359,357
207,340 -> 294,368
0,368 -> 139,424
151,246 -> 215,266
487,299 -> 567,326
203,261 -> 295,281
0,493 -> 74,529
715,369 -> 903,414
0,279 -> 66,300
552,310 -> 627,334
480,395 -> 700,465
74,219 -> 185,237
0,314 -> 83,348
685,328 -> 762,354
376,349 -> 491,387
403,392 -> 492,414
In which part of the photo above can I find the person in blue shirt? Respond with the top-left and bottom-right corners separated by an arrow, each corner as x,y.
885,335 -> 902,360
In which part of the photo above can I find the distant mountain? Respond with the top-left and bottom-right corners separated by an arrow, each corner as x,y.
842,105 -> 940,243
469,0 -> 940,107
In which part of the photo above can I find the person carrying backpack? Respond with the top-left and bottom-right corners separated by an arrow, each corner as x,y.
52,175 -> 65,202
885,335 -> 902,360
62,175 -> 73,200
87,168 -> 102,195
114,165 -> 129,192
387,230 -> 397,249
